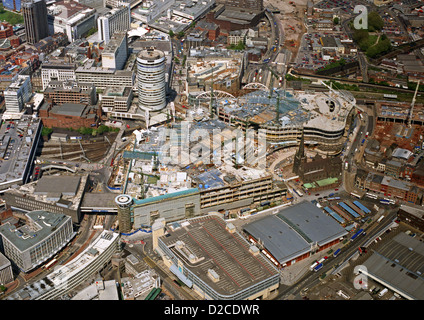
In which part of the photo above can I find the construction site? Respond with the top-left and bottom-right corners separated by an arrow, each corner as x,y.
265,0 -> 308,59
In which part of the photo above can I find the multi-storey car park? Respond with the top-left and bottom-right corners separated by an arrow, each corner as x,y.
153,214 -> 280,300
0,115 -> 42,192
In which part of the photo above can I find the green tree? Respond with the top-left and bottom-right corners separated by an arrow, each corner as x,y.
333,17 -> 339,25
368,11 -> 384,32
86,27 -> 97,37
169,30 -> 174,38
177,31 -> 185,39
41,127 -> 53,136
78,127 -> 93,135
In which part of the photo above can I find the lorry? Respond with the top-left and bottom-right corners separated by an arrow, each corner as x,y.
378,288 -> 388,298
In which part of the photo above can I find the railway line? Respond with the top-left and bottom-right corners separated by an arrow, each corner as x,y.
291,69 -> 421,95
39,141 -> 111,163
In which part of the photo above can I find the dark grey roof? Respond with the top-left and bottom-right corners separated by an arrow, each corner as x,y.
360,232 -> 424,300
243,201 -> 348,264
34,176 -> 81,196
51,103 -> 87,117
277,201 -> 348,246
244,215 -> 310,264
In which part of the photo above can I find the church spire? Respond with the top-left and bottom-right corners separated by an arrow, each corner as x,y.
293,129 -> 306,176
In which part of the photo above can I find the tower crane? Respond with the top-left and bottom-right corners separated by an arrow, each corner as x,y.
408,80 -> 420,128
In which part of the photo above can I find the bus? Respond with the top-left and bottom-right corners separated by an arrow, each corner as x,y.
381,198 -> 395,205
365,192 -> 378,199
351,192 -> 361,199
350,228 -> 364,241
313,263 -> 323,272
309,261 -> 318,271
333,248 -> 341,257
377,215 -> 385,223
318,256 -> 328,264
293,188 -> 303,197
44,258 -> 58,270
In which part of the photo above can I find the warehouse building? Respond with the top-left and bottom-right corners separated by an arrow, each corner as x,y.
357,232 -> 424,300
243,201 -> 348,268
398,205 -> 424,232
154,214 -> 280,300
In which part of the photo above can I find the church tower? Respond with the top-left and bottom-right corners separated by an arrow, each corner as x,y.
293,130 -> 307,177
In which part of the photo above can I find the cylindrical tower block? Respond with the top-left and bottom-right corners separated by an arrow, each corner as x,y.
137,48 -> 166,111
115,194 -> 133,233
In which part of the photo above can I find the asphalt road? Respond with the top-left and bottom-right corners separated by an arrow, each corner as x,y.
275,209 -> 397,300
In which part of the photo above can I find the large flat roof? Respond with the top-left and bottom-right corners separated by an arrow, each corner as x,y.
0,116 -> 41,188
159,215 -> 279,296
34,175 -> 81,196
0,210 -> 71,252
359,232 -> 424,300
6,230 -> 119,300
244,215 -> 312,263
243,201 -> 348,264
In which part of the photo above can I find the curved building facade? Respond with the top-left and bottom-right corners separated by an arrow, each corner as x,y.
115,194 -> 133,233
215,89 -> 356,153
6,230 -> 120,300
137,48 -> 166,111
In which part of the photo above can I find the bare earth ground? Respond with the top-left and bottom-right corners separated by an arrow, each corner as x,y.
264,0 -> 310,61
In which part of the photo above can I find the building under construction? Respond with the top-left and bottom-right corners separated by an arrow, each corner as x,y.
196,85 -> 357,153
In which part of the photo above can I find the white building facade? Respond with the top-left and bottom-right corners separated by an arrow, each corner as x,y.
97,4 -> 130,44
136,48 -> 166,111
4,75 -> 32,114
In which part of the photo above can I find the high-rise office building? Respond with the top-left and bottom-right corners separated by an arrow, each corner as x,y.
137,48 -> 166,112
115,194 -> 133,233
22,0 -> 49,45
4,75 -> 32,114
2,0 -> 22,11
101,31 -> 128,70
98,5 -> 131,44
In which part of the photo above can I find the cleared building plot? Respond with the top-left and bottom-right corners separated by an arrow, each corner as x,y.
243,201 -> 348,268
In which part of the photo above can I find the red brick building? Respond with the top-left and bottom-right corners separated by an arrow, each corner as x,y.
195,21 -> 220,41
0,23 -> 14,39
39,102 -> 101,129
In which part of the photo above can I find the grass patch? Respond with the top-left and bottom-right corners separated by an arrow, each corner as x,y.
0,6 -> 24,25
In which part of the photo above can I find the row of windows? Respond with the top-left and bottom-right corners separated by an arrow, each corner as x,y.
14,197 -> 66,214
